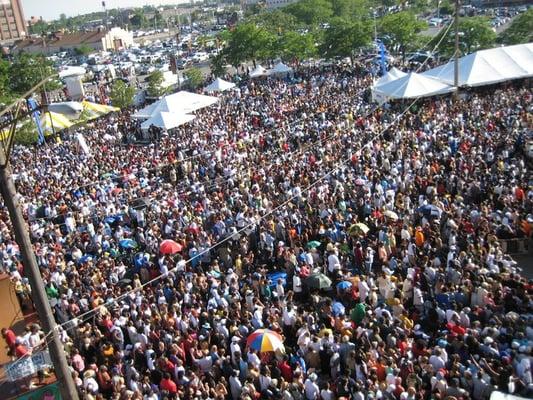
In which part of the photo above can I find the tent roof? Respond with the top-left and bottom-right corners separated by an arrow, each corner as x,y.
59,66 -> 86,78
48,101 -> 84,116
140,112 -> 195,130
422,43 -> 533,87
373,72 -> 456,99
204,77 -> 236,92
133,91 -> 218,119
269,62 -> 293,75
373,67 -> 407,88
249,65 -> 267,78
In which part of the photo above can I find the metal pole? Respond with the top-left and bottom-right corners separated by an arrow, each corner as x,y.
454,0 -> 460,90
0,154 -> 79,400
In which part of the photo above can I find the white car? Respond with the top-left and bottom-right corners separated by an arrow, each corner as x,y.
192,52 -> 209,63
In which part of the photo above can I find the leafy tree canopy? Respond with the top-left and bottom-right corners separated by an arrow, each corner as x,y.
146,70 -> 167,98
321,17 -> 372,62
284,0 -> 333,26
109,80 -> 136,108
379,11 -> 427,56
498,9 -> 533,45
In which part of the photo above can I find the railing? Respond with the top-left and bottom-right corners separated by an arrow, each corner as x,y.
499,237 -> 531,255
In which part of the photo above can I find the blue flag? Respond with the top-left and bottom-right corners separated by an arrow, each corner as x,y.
27,98 -> 45,145
379,41 -> 387,76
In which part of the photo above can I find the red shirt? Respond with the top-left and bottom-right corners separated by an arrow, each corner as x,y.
3,329 -> 16,348
15,344 -> 28,357
160,377 -> 177,394
278,360 -> 293,382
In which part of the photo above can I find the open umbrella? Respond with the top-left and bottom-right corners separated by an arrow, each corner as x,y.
332,302 -> 346,316
417,204 -> 442,218
304,273 -> 332,289
307,240 -> 321,249
348,223 -> 369,236
159,239 -> 182,255
336,281 -> 353,290
267,271 -> 287,289
383,210 -> 399,221
119,239 -> 137,249
247,329 -> 285,352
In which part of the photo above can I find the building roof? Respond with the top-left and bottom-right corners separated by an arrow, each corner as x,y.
15,30 -> 107,50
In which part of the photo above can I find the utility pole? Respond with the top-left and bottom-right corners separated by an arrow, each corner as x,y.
0,117 -> 79,400
453,0 -> 460,91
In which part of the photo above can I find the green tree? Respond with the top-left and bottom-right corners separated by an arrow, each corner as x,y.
432,16 -> 496,57
379,11 -> 427,58
284,0 -> 333,26
210,54 -> 226,78
8,53 -> 61,96
220,23 -> 276,67
0,58 -> 13,106
74,44 -> 94,56
330,0 -> 369,19
278,31 -> 318,63
498,9 -> 533,45
109,80 -> 136,108
14,120 -> 39,146
250,10 -> 300,34
28,20 -> 50,35
457,17 -> 496,54
321,17 -> 372,63
130,10 -> 148,29
146,70 -> 167,98
184,67 -> 204,89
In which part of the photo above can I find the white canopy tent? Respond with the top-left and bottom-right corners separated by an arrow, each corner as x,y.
204,77 -> 236,92
133,91 -> 219,119
422,43 -> 533,87
268,62 -> 293,76
140,112 -> 195,130
58,66 -> 86,78
373,67 -> 407,87
372,72 -> 456,101
249,65 -> 267,78
490,392 -> 530,400
48,101 -> 84,118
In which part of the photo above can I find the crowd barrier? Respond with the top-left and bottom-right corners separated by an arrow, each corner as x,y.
499,238 -> 531,255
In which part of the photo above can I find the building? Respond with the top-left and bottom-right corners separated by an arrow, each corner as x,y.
265,0 -> 298,8
13,27 -> 133,54
0,0 -> 26,44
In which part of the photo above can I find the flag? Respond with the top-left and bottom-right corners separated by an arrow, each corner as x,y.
27,98 -> 45,145
379,41 -> 387,77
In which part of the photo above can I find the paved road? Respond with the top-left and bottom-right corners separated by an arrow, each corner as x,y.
421,15 -> 515,37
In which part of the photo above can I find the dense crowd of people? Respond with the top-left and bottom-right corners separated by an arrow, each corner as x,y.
1,63 -> 532,400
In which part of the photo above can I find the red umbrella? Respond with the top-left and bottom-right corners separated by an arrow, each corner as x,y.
159,239 -> 182,255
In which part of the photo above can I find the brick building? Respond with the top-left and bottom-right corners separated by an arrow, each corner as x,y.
0,0 -> 26,44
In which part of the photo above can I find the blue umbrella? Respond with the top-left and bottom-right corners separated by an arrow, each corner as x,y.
336,281 -> 353,290
332,302 -> 346,316
417,204 -> 442,218
119,239 -> 137,249
267,271 -> 287,289
78,255 -> 93,265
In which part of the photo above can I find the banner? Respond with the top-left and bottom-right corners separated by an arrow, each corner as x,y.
14,382 -> 62,400
6,350 -> 52,381
27,98 -> 45,145
76,133 -> 91,156
379,41 -> 387,77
